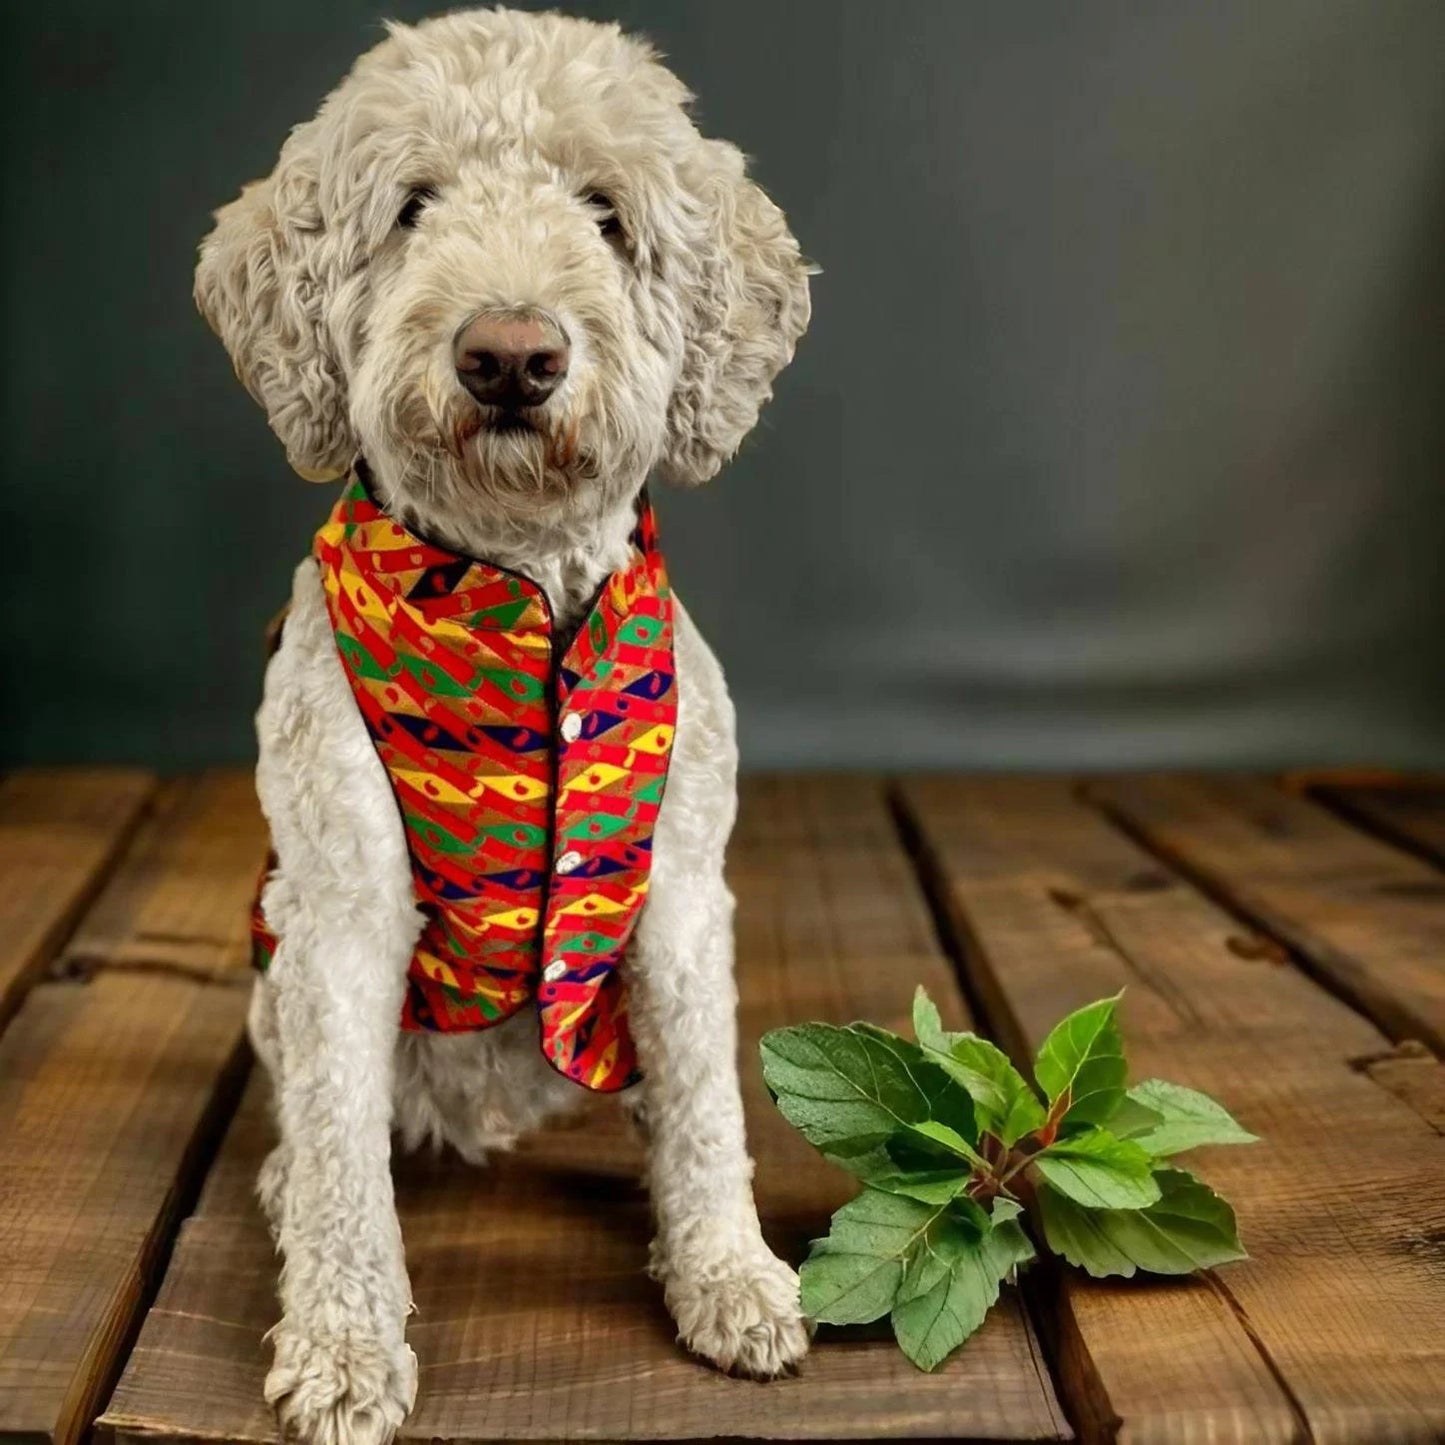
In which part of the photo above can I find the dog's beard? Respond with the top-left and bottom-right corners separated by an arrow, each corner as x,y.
380,385 -> 608,529
445,394 -> 592,493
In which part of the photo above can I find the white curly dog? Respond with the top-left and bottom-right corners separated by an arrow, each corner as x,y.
194,8 -> 811,1442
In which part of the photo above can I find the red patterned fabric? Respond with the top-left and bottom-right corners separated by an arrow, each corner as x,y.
252,473 -> 677,1092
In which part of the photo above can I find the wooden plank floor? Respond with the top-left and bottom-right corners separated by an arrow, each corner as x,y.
0,770 -> 1439,1444
898,778 -> 1445,1443
98,777 -> 1068,1445
0,771 -> 262,1445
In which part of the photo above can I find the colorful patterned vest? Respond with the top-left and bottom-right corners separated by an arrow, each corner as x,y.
251,473 -> 677,1092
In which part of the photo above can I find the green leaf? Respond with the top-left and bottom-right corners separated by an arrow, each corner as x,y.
912,987 -> 1046,1145
800,1190 -> 937,1324
1032,993 -> 1128,1127
890,1198 -> 1037,1371
893,1195 -> 1015,1302
760,1023 -> 978,1181
801,1189 -> 991,1326
1038,1166 -> 1248,1278
1117,1079 -> 1258,1157
869,1169 -> 975,1204
911,987 -> 948,1048
844,1026 -> 981,1143
1032,1127 -> 1162,1208
904,1118 -> 988,1169
1106,1092 -> 1165,1139
865,1122 -> 985,1202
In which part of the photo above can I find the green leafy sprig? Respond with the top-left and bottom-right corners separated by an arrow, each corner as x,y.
759,989 -> 1257,1371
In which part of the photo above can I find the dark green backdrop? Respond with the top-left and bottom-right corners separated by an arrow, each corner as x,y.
6,0 -> 1445,769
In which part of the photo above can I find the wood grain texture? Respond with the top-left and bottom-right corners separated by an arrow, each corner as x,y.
1357,1042 -> 1445,1135
101,776 -> 1071,1445
0,973 -> 249,1445
0,768 -> 154,1030
1313,778 -> 1445,872
61,771 -> 267,981
1088,774 -> 1445,1054
898,776 -> 1445,1445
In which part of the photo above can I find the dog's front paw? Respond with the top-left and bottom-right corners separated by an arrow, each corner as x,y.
656,1235 -> 811,1379
265,1324 -> 417,1445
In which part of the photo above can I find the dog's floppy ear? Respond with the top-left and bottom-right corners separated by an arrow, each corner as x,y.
658,139 -> 812,486
194,140 -> 355,482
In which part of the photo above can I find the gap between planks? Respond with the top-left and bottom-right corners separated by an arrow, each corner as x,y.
0,768 -> 157,1032
1307,773 -> 1445,875
59,772 -> 266,986
894,775 -> 1445,1445
0,769 -> 266,1445
1085,774 -> 1445,1056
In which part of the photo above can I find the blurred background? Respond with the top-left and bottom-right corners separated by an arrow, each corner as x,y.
5,0 -> 1445,770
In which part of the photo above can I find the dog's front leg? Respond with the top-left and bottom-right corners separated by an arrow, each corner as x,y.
256,561 -> 422,1444
262,903 -> 418,1445
629,821 -> 810,1378
625,608 -> 810,1378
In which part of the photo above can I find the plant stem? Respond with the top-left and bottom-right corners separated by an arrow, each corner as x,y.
997,1145 -> 1037,1188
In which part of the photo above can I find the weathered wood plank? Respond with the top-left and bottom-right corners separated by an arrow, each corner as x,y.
1355,1041 -> 1445,1136
101,776 -> 1072,1445
61,771 -> 266,981
0,973 -> 249,1445
0,768 -> 155,1030
0,767 -> 265,1445
1088,774 -> 1445,1054
899,776 -> 1445,1445
1312,778 -> 1445,873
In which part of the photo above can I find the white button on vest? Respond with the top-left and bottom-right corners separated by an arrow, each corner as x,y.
555,850 -> 584,875
543,959 -> 567,983
560,711 -> 584,743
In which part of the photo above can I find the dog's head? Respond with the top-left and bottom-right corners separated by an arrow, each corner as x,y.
195,7 -> 811,532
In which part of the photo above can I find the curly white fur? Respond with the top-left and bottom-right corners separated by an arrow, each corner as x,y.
195,9 -> 810,1441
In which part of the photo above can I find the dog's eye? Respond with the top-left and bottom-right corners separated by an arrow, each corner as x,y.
587,191 -> 624,242
396,186 -> 437,230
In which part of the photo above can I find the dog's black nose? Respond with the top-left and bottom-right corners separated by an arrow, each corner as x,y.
454,309 -> 570,408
